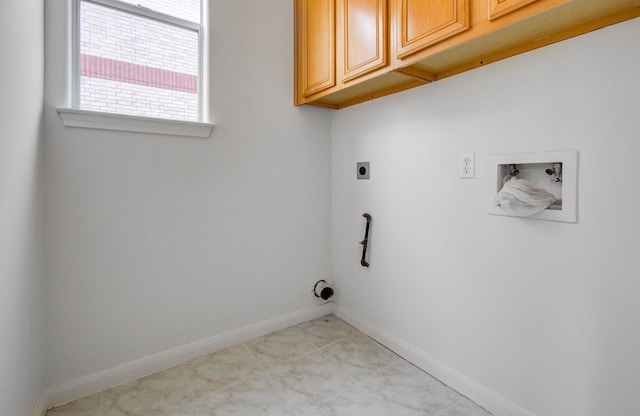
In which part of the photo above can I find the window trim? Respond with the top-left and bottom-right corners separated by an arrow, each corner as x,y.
73,0 -> 206,124
57,107 -> 214,138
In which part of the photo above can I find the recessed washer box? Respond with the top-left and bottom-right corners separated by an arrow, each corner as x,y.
487,150 -> 578,223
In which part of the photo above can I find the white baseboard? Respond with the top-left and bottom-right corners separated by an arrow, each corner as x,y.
333,305 -> 537,416
32,390 -> 47,416
43,303 -> 333,410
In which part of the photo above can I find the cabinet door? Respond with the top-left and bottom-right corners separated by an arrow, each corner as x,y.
339,0 -> 388,83
297,0 -> 336,97
488,0 -> 539,21
395,0 -> 469,60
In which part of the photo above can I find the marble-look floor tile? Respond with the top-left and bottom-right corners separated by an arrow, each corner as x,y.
296,315 -> 359,348
269,350 -> 356,406
320,332 -> 400,379
103,365 -> 193,416
284,407 -> 329,416
46,392 -> 102,416
185,344 -> 262,398
195,374 -> 287,415
162,403 -> 200,416
282,401 -> 330,416
440,396 -> 493,416
244,326 -> 318,368
321,386 -> 391,416
267,369 -> 317,411
358,358 -> 460,415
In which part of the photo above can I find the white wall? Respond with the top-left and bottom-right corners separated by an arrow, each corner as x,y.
43,0 -> 331,388
0,0 -> 46,414
332,18 -> 640,416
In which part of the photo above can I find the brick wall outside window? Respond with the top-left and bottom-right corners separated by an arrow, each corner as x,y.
79,0 -> 201,121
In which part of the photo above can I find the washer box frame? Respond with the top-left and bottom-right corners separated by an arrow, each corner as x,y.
487,150 -> 578,223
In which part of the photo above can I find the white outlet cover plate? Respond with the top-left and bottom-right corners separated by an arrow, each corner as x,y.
459,153 -> 475,178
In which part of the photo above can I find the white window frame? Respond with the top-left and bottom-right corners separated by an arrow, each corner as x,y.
58,0 -> 214,137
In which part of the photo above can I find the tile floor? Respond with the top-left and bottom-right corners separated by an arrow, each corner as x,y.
46,315 -> 493,416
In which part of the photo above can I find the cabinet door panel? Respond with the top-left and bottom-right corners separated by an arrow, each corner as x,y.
488,0 -> 539,21
298,0 -> 336,97
395,0 -> 469,60
340,0 -> 388,82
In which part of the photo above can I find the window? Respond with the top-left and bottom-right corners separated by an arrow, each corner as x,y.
77,0 -> 202,122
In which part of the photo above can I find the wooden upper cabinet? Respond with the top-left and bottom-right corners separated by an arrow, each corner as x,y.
488,0 -> 539,21
296,0 -> 336,98
296,0 -> 640,108
394,0 -> 470,60
338,0 -> 388,83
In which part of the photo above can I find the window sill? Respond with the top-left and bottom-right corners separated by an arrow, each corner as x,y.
56,108 -> 215,138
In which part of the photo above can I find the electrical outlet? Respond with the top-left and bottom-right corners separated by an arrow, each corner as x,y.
357,162 -> 370,180
459,153 -> 475,178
